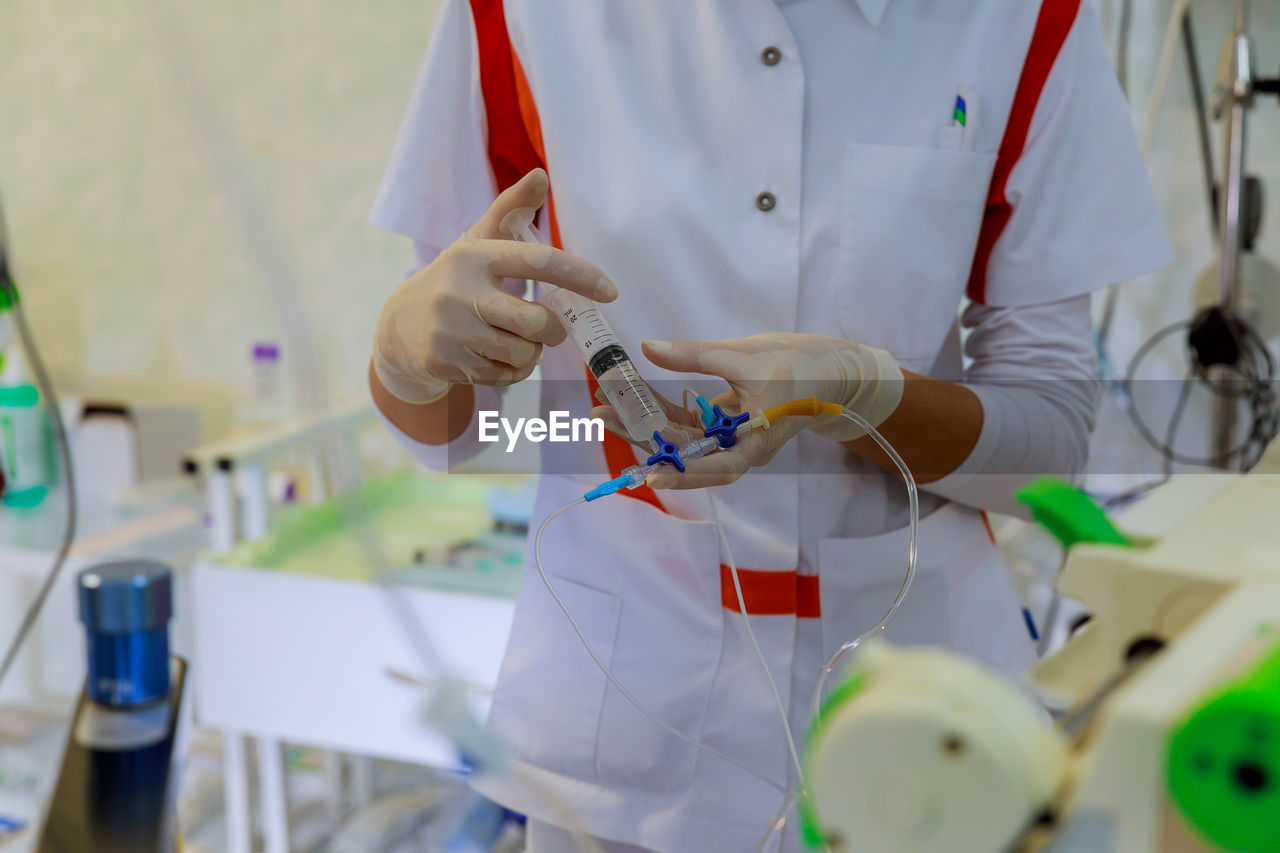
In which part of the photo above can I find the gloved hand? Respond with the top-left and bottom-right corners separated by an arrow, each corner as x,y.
593,333 -> 904,489
372,169 -> 618,404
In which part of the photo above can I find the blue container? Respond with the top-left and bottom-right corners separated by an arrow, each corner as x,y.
77,560 -> 173,708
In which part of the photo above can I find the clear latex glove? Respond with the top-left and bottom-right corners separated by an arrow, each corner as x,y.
594,334 -> 904,490
372,169 -> 618,404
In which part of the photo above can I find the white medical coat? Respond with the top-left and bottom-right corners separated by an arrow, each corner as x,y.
371,1 -> 1172,850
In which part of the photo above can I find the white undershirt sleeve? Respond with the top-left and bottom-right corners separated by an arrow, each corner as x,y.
923,294 -> 1098,516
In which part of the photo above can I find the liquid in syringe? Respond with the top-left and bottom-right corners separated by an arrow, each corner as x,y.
501,209 -> 668,448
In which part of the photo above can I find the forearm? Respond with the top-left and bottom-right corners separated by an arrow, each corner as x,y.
848,295 -> 1099,515
368,360 -> 475,445
840,371 -> 983,483
922,379 -> 1093,515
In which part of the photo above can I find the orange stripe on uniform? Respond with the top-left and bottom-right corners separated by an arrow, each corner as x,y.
469,0 -> 542,191
980,510 -> 997,545
720,566 -> 822,619
966,0 -> 1082,304
470,0 -> 666,514
476,3 -> 812,616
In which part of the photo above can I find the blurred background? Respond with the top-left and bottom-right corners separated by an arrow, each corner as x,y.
0,0 -> 444,436
0,0 -> 1276,851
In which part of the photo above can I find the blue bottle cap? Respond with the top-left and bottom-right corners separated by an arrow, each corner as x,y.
78,560 -> 173,634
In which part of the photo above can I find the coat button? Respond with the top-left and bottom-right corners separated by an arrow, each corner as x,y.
761,46 -> 782,66
755,192 -> 776,212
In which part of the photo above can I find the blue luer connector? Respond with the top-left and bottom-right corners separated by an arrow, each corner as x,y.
704,405 -> 750,449
585,474 -> 631,502
695,395 -> 717,429
646,431 -> 685,472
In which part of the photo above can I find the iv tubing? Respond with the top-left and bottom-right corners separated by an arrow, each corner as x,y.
754,406 -> 919,852
756,789 -> 803,853
534,500 -> 790,795
808,407 -> 919,722
709,490 -> 806,785
537,401 -> 919,831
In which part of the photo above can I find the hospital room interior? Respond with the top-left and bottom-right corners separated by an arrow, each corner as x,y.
2,0 -> 1280,851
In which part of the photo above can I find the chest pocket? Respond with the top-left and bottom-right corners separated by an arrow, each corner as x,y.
837,142 -> 996,371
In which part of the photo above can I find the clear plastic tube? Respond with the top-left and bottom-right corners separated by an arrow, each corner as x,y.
756,789 -> 802,853
708,491 -> 805,785
540,403 -> 920,844
534,498 -> 790,795
753,407 -> 918,853
807,408 -> 919,724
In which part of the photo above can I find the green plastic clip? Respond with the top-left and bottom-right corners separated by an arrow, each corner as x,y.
1015,477 -> 1130,549
1167,629 -> 1280,852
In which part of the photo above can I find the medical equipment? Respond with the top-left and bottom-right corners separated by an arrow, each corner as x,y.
145,13 -> 915,849
534,397 -> 920,850
500,209 -> 668,449
1115,305 -> 1279,492
0,190 -> 78,692
78,560 -> 175,709
801,469 -> 1280,852
37,559 -> 189,853
0,315 -> 56,508
584,432 -> 728,500
1099,0 -> 1280,476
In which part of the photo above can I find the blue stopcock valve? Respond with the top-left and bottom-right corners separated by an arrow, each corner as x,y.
646,431 -> 686,472
704,404 -> 750,449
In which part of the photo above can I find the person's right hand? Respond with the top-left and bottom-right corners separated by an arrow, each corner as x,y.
372,168 -> 618,404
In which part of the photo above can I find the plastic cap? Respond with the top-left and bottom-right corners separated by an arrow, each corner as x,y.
1014,478 -> 1129,549
78,560 -> 174,634
252,342 -> 280,362
498,208 -> 544,244
585,475 -> 630,502
1167,632 -> 1280,852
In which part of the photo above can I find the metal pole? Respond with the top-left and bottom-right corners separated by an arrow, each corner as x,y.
1212,0 -> 1253,466
1181,10 -> 1218,236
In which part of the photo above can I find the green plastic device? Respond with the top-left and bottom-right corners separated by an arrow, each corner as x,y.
1167,629 -> 1280,852
1015,478 -> 1130,549
799,671 -> 870,849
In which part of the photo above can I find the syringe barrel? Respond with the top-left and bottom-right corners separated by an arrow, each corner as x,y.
542,287 -> 620,365
593,355 -> 668,446
539,288 -> 667,445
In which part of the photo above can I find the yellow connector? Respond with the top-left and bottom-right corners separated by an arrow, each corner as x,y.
762,397 -> 844,422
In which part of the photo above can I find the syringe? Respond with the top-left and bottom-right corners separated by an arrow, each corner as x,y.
500,209 -> 668,448
581,398 -> 841,500
585,435 -> 723,501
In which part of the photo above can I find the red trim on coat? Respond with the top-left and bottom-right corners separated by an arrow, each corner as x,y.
468,0 -> 542,192
469,0 -> 667,513
721,566 -> 822,619
471,6 -> 818,617
966,0 -> 1082,304
980,510 -> 997,545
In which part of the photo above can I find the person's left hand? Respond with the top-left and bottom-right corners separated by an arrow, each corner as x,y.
591,333 -> 904,489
